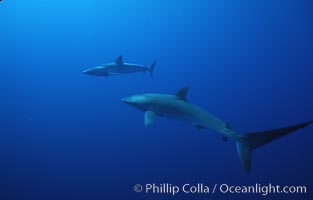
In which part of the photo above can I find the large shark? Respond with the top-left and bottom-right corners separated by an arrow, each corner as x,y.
122,86 -> 312,171
82,55 -> 157,78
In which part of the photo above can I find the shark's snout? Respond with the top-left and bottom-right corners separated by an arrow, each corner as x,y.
121,97 -> 132,104
82,68 -> 93,74
121,95 -> 149,112
82,66 -> 108,76
121,95 -> 147,103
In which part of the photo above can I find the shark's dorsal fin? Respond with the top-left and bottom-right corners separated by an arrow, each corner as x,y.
144,110 -> 157,126
176,86 -> 189,101
115,55 -> 123,65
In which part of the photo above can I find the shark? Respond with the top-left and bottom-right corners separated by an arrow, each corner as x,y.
121,86 -> 312,171
82,55 -> 157,78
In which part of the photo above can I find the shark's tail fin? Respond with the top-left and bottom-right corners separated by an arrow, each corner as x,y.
149,60 -> 157,79
234,120 -> 312,172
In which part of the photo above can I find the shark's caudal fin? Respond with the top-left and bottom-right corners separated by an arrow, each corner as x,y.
235,120 -> 312,172
149,60 -> 157,79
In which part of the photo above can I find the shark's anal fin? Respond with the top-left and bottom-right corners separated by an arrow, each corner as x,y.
144,110 -> 157,126
192,123 -> 206,130
176,86 -> 189,101
222,136 -> 228,142
115,55 -> 123,65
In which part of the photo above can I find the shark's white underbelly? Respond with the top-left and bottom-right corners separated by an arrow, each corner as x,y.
152,100 -> 227,133
106,64 -> 148,74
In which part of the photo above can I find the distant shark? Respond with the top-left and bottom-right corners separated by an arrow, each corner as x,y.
82,55 -> 157,78
122,86 -> 312,171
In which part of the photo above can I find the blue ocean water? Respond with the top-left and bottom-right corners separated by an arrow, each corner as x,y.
0,0 -> 313,199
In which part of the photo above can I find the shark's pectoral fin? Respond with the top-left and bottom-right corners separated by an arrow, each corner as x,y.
144,110 -> 157,126
176,86 -> 189,101
192,123 -> 206,130
115,55 -> 123,65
